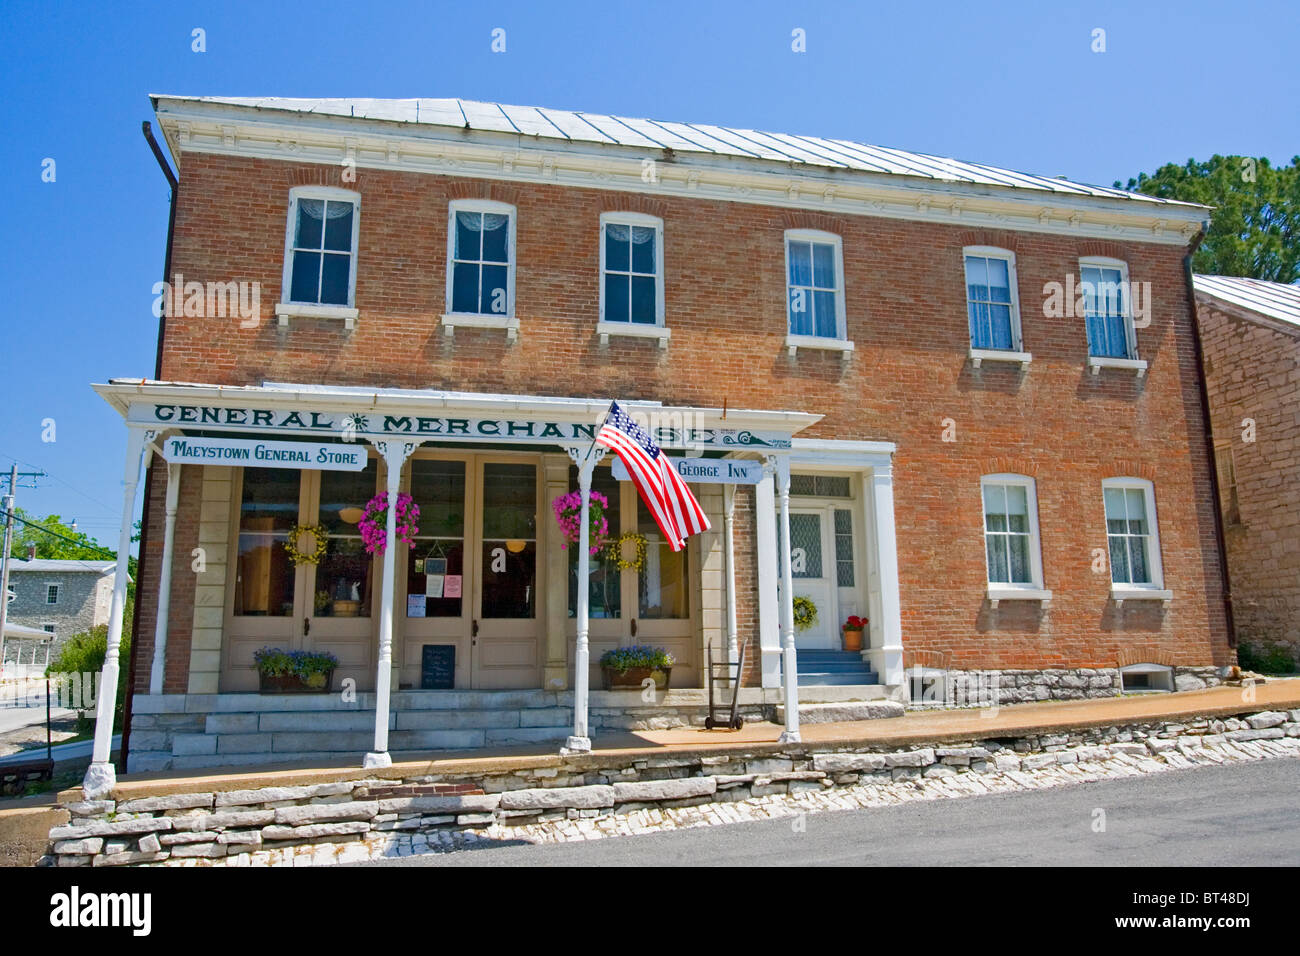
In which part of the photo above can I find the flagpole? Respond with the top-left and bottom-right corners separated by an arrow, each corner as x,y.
564,399 -> 613,754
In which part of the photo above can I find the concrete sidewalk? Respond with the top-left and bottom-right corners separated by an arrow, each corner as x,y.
52,678 -> 1300,802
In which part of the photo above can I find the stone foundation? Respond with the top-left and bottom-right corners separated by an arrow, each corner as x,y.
46,704 -> 1298,867
908,666 -> 1225,705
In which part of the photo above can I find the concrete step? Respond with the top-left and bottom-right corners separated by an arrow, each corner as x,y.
775,700 -> 905,724
798,672 -> 880,686
797,661 -> 879,673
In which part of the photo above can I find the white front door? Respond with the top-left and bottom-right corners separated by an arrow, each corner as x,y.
784,509 -> 838,649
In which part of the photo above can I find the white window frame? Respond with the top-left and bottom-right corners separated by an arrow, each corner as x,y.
784,229 -> 853,359
963,246 -> 1030,368
45,583 -> 59,605
980,474 -> 1051,606
596,212 -> 669,348
276,186 -> 362,329
1080,256 -> 1148,377
1102,477 -> 1171,605
441,199 -> 519,342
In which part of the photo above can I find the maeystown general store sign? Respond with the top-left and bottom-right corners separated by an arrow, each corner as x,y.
129,402 -> 793,450
161,436 -> 368,470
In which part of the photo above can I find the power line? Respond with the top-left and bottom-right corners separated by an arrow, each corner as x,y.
0,509 -> 117,560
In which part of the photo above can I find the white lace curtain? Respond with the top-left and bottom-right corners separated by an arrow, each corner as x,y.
457,211 -> 509,232
605,223 -> 654,244
300,198 -> 353,219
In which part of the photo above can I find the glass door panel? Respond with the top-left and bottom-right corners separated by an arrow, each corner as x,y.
313,462 -> 377,618
637,495 -> 688,619
233,467 -> 300,617
568,464 -> 622,620
406,459 -> 467,619
480,463 -> 537,619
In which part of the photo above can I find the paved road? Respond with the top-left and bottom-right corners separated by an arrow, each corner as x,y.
364,758 -> 1300,866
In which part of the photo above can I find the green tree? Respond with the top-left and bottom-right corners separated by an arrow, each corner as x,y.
6,508 -> 114,562
46,624 -> 132,732
1116,155 -> 1299,283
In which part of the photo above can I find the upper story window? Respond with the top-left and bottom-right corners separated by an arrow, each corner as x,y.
964,247 -> 1023,351
1081,258 -> 1135,359
447,200 -> 515,318
1103,478 -> 1164,589
600,213 -> 664,326
45,584 -> 59,604
283,187 -> 360,307
785,230 -> 846,340
980,475 -> 1045,589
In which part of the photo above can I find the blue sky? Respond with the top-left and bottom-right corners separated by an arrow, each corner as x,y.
0,0 -> 1296,549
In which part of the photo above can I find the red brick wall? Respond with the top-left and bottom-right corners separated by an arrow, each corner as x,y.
132,459 -> 203,693
136,154 -> 1231,681
1198,299 -> 1300,662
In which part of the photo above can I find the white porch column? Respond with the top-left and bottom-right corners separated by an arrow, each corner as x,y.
770,455 -> 800,743
723,484 -> 739,669
563,444 -> 605,754
754,471 -> 781,688
865,465 -> 905,686
83,426 -> 155,798
148,461 -> 182,695
364,440 -> 420,769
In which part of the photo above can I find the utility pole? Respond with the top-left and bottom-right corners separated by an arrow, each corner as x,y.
0,465 -> 47,650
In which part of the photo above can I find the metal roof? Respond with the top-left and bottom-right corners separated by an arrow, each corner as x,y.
1194,274 -> 1300,330
9,559 -> 117,574
160,96 -> 1200,209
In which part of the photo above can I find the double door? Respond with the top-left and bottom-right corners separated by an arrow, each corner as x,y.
400,455 -> 542,689
225,460 -> 381,691
571,461 -> 697,688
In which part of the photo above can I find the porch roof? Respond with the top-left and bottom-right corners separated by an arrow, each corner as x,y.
93,378 -> 821,451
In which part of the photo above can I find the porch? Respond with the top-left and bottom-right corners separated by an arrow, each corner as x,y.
87,380 -> 907,790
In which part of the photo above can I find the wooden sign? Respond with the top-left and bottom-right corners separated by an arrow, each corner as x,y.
611,456 -> 765,485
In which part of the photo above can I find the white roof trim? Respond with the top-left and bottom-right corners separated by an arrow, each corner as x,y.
150,96 -> 1208,245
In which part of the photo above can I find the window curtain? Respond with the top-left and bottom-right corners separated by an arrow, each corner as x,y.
300,199 -> 353,219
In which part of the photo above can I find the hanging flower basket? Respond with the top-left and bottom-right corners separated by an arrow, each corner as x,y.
605,531 -> 648,572
283,523 -> 329,566
793,596 -> 818,632
358,492 -> 420,555
553,489 -> 609,556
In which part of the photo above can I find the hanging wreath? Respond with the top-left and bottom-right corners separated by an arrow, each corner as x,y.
284,523 -> 329,566
552,490 -> 609,556
605,531 -> 648,572
358,492 -> 420,555
792,595 -> 818,632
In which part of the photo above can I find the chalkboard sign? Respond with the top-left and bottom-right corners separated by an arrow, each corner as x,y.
420,645 -> 456,690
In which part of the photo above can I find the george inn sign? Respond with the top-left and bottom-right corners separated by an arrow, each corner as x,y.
129,402 -> 794,450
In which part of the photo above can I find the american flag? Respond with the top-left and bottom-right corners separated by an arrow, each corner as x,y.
595,401 -> 710,552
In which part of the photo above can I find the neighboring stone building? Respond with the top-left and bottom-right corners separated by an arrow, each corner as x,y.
4,559 -> 120,654
92,96 -> 1234,775
1194,274 -> 1300,668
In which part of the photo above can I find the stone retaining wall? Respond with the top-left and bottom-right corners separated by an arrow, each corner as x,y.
45,704 -> 1297,867
920,666 -> 1224,705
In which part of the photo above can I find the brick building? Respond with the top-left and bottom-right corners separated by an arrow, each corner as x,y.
84,96 -> 1234,785
1194,274 -> 1300,669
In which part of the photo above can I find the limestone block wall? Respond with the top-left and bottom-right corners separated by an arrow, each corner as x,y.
45,704 -> 1300,867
